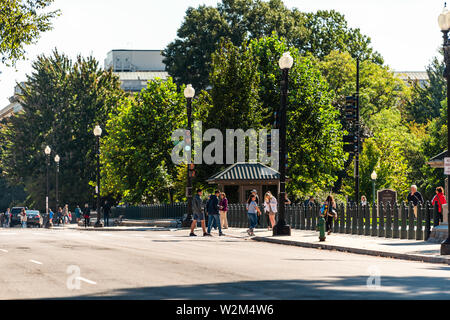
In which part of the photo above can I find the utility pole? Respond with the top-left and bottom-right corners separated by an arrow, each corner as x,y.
355,58 -> 360,207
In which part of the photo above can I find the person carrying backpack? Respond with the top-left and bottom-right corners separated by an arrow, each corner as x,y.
320,195 -> 337,235
206,191 -> 223,236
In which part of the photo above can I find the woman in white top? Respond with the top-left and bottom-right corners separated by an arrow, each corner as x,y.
264,192 -> 278,231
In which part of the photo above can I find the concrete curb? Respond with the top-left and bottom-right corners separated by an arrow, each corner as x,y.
252,236 -> 450,265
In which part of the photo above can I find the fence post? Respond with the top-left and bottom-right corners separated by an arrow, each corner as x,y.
378,202 -> 385,237
311,204 -> 317,231
364,204 -> 370,236
400,202 -> 407,239
434,202 -> 440,227
306,204 -> 312,230
393,203 -> 399,239
357,204 -> 364,235
300,204 -> 306,230
416,203 -> 423,240
385,203 -> 392,238
425,201 -> 431,241
345,203 -> 351,234
371,202 -> 377,237
408,202 -> 416,240
334,203 -> 340,233
339,203 -> 345,234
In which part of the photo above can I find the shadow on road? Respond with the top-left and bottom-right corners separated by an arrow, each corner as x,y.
49,276 -> 450,300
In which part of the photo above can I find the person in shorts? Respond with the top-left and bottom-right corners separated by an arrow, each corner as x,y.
190,189 -> 208,237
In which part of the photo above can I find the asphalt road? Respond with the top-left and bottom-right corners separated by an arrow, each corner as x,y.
0,226 -> 449,300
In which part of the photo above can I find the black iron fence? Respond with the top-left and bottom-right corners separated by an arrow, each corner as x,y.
111,203 -> 186,220
110,201 -> 441,241
227,201 -> 440,241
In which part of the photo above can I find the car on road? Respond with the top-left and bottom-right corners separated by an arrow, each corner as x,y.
10,207 -> 27,226
26,210 -> 43,228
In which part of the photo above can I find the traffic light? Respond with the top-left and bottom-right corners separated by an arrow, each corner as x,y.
344,95 -> 357,123
343,134 -> 357,153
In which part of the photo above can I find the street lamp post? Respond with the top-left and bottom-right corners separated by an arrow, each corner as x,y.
44,146 -> 51,216
55,155 -> 60,218
273,52 -> 293,236
438,5 -> 450,255
93,125 -> 103,228
182,84 -> 195,228
371,170 -> 377,205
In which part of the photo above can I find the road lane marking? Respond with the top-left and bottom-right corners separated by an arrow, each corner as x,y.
29,260 -> 43,265
77,277 -> 96,285
0,233 -> 17,235
0,249 -> 8,253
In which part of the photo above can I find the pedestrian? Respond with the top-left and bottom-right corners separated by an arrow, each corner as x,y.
3,208 -> 11,228
304,196 -> 315,208
56,206 -> 63,226
83,203 -> 90,228
320,195 -> 337,235
361,195 -> 368,206
63,204 -> 70,224
246,194 -> 261,236
103,200 -> 111,227
264,192 -> 277,231
248,189 -> 260,225
284,193 -> 291,205
190,189 -> 208,237
74,205 -> 82,223
20,208 -> 27,228
48,208 -> 54,228
206,190 -> 223,236
407,184 -> 424,218
219,192 -> 229,229
432,186 -> 447,225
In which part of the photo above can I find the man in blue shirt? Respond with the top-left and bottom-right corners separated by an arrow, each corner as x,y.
206,190 -> 223,236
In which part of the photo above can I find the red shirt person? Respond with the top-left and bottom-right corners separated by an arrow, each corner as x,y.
432,187 -> 447,224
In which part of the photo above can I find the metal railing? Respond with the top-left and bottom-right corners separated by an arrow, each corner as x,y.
227,201 -> 440,241
111,203 -> 187,220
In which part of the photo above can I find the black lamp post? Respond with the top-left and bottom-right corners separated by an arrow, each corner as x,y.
55,154 -> 60,221
93,125 -> 103,228
371,170 -> 377,205
44,146 -> 51,216
438,5 -> 450,255
273,52 -> 293,236
182,84 -> 195,228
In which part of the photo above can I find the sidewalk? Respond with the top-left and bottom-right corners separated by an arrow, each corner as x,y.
224,228 -> 450,265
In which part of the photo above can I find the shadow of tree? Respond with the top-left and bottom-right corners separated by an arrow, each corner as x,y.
51,276 -> 450,300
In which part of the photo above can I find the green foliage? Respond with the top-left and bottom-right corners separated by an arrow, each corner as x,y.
0,50 -> 124,210
101,78 -> 186,204
405,57 -> 446,124
163,0 -> 381,90
0,0 -> 60,66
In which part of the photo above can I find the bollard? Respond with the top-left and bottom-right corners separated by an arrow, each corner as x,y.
318,216 -> 326,242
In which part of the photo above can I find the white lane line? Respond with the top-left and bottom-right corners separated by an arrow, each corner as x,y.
0,249 -> 8,253
29,260 -> 43,265
77,277 -> 97,285
0,233 -> 17,235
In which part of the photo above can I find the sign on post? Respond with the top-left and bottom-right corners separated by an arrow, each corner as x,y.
444,158 -> 450,175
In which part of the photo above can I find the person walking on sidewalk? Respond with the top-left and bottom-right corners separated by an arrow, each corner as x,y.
20,208 -> 27,228
206,190 -> 223,236
407,185 -> 424,218
432,186 -> 447,225
320,195 -> 337,235
190,189 -> 208,237
103,200 -> 111,227
3,208 -> 11,228
219,192 -> 229,229
246,194 -> 261,236
83,203 -> 90,228
264,192 -> 277,231
74,205 -> 82,223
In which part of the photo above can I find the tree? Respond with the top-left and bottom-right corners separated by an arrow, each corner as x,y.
163,0 -> 381,90
0,0 -> 59,67
0,50 -> 124,210
101,78 -> 186,204
405,56 -> 446,124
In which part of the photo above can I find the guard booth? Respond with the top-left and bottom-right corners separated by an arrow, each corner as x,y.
207,162 -> 281,204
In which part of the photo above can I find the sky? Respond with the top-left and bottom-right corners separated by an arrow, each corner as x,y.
0,0 -> 445,106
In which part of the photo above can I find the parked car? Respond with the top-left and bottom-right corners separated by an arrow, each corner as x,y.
26,210 -> 43,228
10,207 -> 27,226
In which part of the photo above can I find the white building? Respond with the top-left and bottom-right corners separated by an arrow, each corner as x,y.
0,84 -> 24,120
394,71 -> 429,88
105,50 -> 169,92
